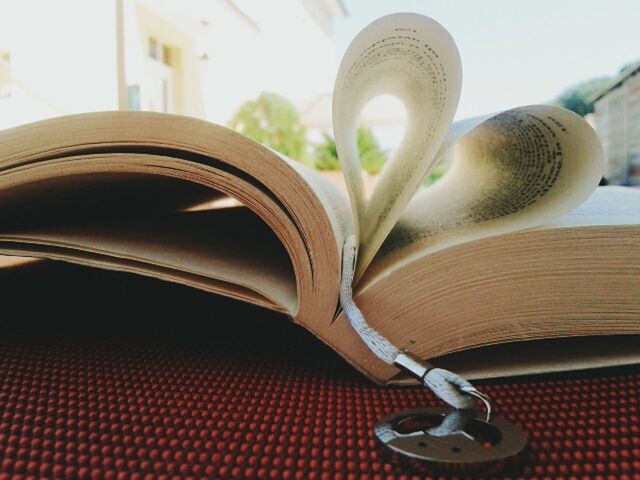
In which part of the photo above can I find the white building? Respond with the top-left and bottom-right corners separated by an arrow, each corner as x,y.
0,0 -> 345,130
593,62 -> 640,186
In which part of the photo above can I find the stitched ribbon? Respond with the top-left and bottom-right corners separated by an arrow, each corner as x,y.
339,234 -> 475,410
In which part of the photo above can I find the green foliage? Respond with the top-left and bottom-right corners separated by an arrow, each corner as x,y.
423,162 -> 448,186
228,92 -> 308,162
357,128 -> 388,174
312,128 -> 388,174
553,77 -> 612,117
312,132 -> 340,170
422,150 -> 453,187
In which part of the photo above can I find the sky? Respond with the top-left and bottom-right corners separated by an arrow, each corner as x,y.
331,0 -> 640,120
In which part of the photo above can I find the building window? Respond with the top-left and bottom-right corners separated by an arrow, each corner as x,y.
162,45 -> 172,65
0,52 -> 11,98
127,84 -> 141,110
148,37 -> 158,60
146,38 -> 176,113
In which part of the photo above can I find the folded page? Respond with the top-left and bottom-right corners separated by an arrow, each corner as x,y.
368,105 -> 604,278
333,13 -> 462,276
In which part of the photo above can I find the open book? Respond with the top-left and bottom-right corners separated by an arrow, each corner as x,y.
1,13 -> 638,384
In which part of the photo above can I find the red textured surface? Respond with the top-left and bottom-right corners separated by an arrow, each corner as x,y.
0,261 -> 639,479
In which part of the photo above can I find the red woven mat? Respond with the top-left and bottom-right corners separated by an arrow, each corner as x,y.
0,262 -> 638,479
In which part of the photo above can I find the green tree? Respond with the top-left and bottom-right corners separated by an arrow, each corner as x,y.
312,128 -> 388,174
228,92 -> 308,162
312,132 -> 340,171
423,151 -> 453,186
553,77 -> 611,117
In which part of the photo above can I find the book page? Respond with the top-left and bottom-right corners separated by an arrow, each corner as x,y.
0,207 -> 298,313
0,112 -> 345,328
547,186 -> 640,228
365,105 -> 605,280
273,151 -> 355,248
332,13 -> 462,276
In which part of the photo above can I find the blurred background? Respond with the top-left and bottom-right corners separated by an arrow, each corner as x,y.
0,0 -> 639,186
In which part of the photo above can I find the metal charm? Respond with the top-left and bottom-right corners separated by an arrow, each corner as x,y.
374,407 -> 527,475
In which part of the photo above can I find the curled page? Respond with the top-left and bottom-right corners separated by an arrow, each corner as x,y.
333,13 -> 462,276
373,105 -> 605,271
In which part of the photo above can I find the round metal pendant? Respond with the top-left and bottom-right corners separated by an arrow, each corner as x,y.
375,407 -> 527,475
